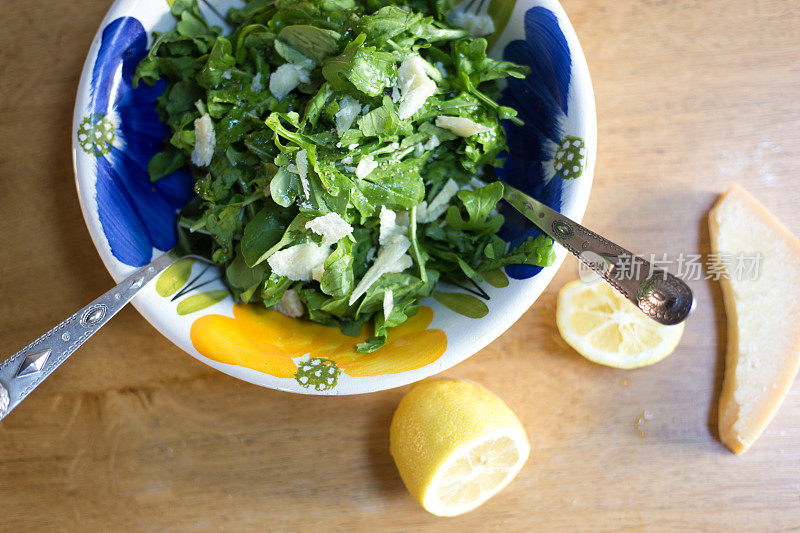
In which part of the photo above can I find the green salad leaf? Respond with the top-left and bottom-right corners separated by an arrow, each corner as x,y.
136,0 -> 554,352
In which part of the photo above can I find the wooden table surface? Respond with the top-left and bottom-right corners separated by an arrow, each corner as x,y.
2,0 -> 800,530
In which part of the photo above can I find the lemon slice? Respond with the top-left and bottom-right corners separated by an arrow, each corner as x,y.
556,280 -> 684,368
390,378 -> 530,517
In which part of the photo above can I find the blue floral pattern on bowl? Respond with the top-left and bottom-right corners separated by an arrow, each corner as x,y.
82,17 -> 193,267
498,6 -> 585,279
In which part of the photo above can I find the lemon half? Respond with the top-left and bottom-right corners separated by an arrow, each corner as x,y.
390,378 -> 530,517
556,280 -> 684,369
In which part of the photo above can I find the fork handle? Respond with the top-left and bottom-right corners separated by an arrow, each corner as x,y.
503,183 -> 694,325
0,253 -> 176,421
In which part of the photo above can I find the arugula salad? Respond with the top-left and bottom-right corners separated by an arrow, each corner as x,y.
134,0 -> 555,352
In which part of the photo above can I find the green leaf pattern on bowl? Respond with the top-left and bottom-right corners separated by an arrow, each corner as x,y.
176,290 -> 230,315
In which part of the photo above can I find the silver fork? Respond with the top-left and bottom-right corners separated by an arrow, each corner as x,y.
199,0 -> 234,32
451,0 -> 490,18
502,183 -> 694,326
0,208 -> 215,421
0,254 -> 180,420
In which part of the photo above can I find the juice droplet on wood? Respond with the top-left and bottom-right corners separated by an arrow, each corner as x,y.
635,410 -> 653,438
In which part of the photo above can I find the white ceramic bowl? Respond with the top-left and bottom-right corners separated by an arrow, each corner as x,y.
72,0 -> 596,394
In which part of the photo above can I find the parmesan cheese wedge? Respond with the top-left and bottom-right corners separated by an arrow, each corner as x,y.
709,184 -> 800,454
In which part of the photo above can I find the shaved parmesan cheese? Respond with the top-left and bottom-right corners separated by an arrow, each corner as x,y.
251,72 -> 264,93
355,156 -> 379,179
268,243 -> 330,281
415,201 -> 430,221
276,289 -> 303,318
379,207 -> 398,244
470,176 -> 487,189
417,178 -> 459,223
391,85 -> 401,103
448,10 -> 495,37
396,211 -> 409,227
397,55 -> 437,120
295,149 -> 309,198
379,206 -> 409,245
335,95 -> 361,136
394,254 -> 413,271
384,290 -> 394,319
424,134 -> 440,151
311,264 -> 325,282
269,64 -> 310,100
305,213 -> 353,245
349,208 -> 414,304
295,149 -> 308,178
398,55 -> 429,94
414,134 -> 441,157
349,241 -> 412,305
221,69 -> 232,80
435,116 -> 492,137
191,113 -> 215,167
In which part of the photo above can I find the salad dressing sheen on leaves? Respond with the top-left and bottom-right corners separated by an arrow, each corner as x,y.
136,0 -> 554,352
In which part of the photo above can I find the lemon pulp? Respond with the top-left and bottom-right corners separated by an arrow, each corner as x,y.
556,280 -> 684,369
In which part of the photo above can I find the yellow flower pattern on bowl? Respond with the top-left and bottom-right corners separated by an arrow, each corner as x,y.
190,304 -> 447,388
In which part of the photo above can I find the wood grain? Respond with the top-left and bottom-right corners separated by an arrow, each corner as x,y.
1,0 -> 800,530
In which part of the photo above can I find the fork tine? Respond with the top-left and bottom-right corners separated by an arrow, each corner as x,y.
456,0 -> 488,16
460,0 -> 479,14
199,0 -> 231,31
